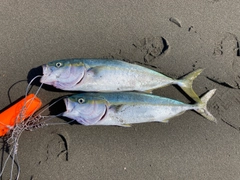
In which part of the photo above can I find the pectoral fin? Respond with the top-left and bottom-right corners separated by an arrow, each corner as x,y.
87,66 -> 114,76
109,105 -> 124,112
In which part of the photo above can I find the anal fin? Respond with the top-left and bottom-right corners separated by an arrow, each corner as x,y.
118,124 -> 132,127
161,119 -> 170,123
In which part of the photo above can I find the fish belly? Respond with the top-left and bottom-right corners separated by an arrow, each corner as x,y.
73,66 -> 173,91
95,104 -> 192,126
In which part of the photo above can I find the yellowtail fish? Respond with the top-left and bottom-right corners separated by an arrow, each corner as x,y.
62,89 -> 217,127
40,59 -> 203,102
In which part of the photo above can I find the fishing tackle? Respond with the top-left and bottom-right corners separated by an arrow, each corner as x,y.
0,76 -> 69,180
0,94 -> 42,137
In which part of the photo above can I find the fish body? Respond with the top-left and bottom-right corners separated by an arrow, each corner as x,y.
41,59 -> 202,102
62,90 -> 216,126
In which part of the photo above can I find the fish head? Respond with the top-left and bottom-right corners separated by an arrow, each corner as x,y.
63,93 -> 107,125
40,59 -> 86,90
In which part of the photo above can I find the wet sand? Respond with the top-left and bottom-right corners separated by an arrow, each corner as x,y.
1,0 -> 240,179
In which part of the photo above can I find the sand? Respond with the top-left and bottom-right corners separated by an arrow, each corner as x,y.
1,0 -> 240,179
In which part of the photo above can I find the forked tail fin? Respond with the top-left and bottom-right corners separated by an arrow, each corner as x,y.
177,69 -> 203,103
195,89 -> 217,122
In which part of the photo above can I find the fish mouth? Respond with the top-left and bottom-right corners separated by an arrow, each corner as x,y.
40,64 -> 85,88
42,64 -> 50,76
40,65 -> 52,84
63,98 -> 73,113
62,99 -> 107,125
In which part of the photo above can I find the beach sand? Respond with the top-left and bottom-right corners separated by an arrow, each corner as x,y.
1,0 -> 240,179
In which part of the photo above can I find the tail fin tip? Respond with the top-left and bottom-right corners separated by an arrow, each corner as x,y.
197,89 -> 217,123
179,69 -> 204,103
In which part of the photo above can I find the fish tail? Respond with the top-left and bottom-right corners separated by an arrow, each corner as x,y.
177,69 -> 203,103
195,89 -> 217,123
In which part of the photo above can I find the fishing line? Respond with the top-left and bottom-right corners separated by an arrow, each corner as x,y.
1,75 -> 44,180
0,147 -> 13,177
24,95 -> 69,129
33,95 -> 66,117
1,74 -> 74,180
20,75 -> 43,123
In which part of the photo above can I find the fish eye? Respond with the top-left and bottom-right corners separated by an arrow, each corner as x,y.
56,62 -> 62,68
78,98 -> 85,104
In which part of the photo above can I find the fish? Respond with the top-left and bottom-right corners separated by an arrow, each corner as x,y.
40,59 -> 203,102
62,89 -> 217,127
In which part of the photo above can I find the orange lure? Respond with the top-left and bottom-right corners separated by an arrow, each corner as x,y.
0,94 -> 42,136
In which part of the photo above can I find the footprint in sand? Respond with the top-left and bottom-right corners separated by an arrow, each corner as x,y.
133,36 -> 169,63
40,132 -> 69,163
210,33 -> 240,88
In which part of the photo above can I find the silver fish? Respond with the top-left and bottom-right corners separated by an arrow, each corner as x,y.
62,89 -> 217,127
40,59 -> 203,102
